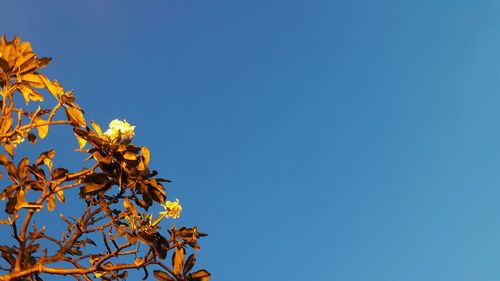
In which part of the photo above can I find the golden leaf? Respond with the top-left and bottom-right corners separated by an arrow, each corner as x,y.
141,146 -> 150,166
18,85 -> 44,104
35,118 -> 48,139
39,74 -> 63,97
3,44 -> 16,66
16,53 -> 37,74
18,41 -> 32,53
172,247 -> 185,275
4,144 -> 14,158
47,194 -> 56,211
1,116 -> 13,134
66,107 -> 86,127
91,120 -> 103,137
123,197 -> 138,217
21,73 -> 44,88
188,270 -> 211,281
56,190 -> 65,204
74,132 -> 86,149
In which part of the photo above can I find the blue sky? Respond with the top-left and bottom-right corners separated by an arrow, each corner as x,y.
3,0 -> 500,280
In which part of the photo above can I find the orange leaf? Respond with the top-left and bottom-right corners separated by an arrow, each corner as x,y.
47,194 -> 56,211
35,118 -> 48,139
66,107 -> 86,127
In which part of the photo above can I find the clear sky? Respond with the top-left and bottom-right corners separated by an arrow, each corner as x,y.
3,0 -> 500,280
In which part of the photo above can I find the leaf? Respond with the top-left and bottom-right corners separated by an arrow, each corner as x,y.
153,270 -> 175,281
83,238 -> 96,246
80,174 -> 111,196
141,146 -> 150,166
35,119 -> 48,139
39,74 -> 63,97
4,144 -> 14,158
0,154 -> 8,165
18,85 -> 43,104
1,116 -> 13,134
19,41 -> 32,52
16,53 -> 37,74
172,247 -> 185,276
27,132 -> 37,143
0,58 -> 9,74
188,270 -> 211,281
37,57 -> 51,69
91,120 -> 103,137
3,44 -> 15,66
148,185 -> 166,203
65,107 -> 86,127
74,132 -> 86,149
52,168 -> 68,180
21,73 -> 44,88
35,150 -> 55,166
17,157 -> 29,179
154,234 -> 169,259
56,190 -> 65,204
5,196 -> 17,214
183,254 -> 197,275
123,197 -> 138,217
47,194 -> 56,211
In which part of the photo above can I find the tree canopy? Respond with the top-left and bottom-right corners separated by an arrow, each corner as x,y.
0,35 -> 210,281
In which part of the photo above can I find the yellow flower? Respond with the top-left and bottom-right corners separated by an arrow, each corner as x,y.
43,158 -> 53,169
103,119 -> 135,142
160,199 -> 182,219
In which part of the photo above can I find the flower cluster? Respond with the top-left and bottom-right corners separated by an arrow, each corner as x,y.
11,135 -> 25,148
160,199 -> 182,219
103,119 -> 135,142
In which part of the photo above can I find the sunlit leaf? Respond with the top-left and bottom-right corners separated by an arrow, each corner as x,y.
4,144 -> 14,158
47,194 -> 56,211
172,246 -> 185,276
91,120 -> 103,137
123,197 -> 138,217
188,270 -> 211,281
18,85 -> 43,104
56,190 -> 65,204
35,118 -> 48,139
153,270 -> 175,281
39,74 -> 63,97
1,117 -> 13,134
65,107 -> 86,127
74,132 -> 86,149
21,73 -> 44,88
141,146 -> 150,166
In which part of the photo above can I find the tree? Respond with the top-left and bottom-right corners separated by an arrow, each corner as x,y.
0,36 -> 210,281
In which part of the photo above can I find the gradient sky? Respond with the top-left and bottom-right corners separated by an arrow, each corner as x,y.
3,1 -> 500,280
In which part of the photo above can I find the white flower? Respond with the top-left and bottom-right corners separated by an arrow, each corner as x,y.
103,119 -> 135,142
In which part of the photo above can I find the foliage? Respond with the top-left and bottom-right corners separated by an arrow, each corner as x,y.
0,36 -> 210,281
